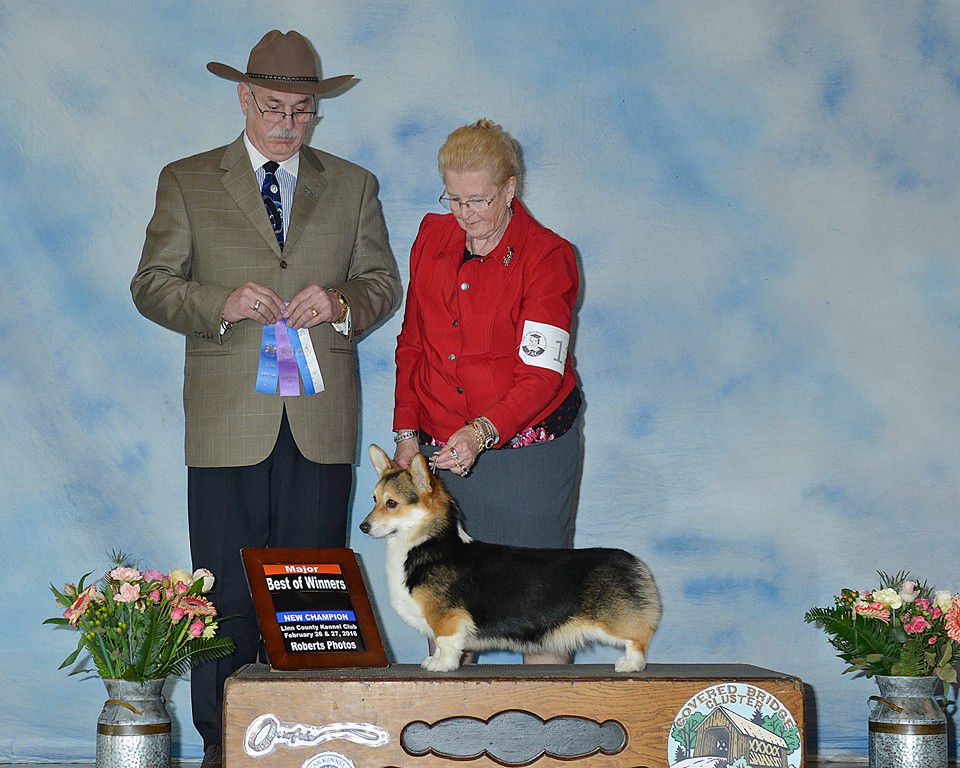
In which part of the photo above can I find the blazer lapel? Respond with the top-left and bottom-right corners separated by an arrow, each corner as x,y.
220,134 -> 282,258
283,148 -> 328,256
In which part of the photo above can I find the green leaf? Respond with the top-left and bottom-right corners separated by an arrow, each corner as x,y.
43,617 -> 72,626
804,606 -> 899,675
935,665 -> 958,685
161,637 -> 236,678
863,653 -> 885,662
940,644 -> 953,666
58,642 -> 85,671
76,570 -> 95,592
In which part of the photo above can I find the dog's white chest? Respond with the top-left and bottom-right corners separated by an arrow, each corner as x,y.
386,540 -> 432,637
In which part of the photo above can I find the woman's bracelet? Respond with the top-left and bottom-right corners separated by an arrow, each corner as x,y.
393,429 -> 418,444
469,417 -> 499,451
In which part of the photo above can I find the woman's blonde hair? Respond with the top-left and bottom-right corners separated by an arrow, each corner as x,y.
438,118 -> 521,186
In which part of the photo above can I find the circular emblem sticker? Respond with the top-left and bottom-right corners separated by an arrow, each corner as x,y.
667,683 -> 801,768
301,751 -> 355,768
521,331 -> 546,356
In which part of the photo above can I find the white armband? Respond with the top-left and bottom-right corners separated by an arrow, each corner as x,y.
518,319 -> 569,374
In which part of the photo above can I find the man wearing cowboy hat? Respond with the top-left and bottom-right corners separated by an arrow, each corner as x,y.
131,30 -> 400,767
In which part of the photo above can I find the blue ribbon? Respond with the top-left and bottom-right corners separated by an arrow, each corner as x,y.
255,324 -> 279,394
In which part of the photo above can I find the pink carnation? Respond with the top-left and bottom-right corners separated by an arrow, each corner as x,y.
109,566 -> 141,583
915,598 -> 931,611
904,616 -> 929,635
114,582 -> 141,603
149,589 -> 162,603
175,581 -> 189,595
929,636 -> 939,645
189,619 -> 204,638
932,606 -> 943,619
171,606 -> 185,622
164,587 -> 175,599
854,601 -> 891,623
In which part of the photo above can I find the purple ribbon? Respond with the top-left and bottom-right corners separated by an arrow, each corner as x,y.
274,321 -> 300,396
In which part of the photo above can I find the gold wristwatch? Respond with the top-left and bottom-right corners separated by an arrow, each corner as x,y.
330,289 -> 349,324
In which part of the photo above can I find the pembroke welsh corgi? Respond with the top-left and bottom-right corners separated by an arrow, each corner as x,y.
360,445 -> 662,672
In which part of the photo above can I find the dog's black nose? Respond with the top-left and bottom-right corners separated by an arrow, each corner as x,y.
359,521 -> 371,534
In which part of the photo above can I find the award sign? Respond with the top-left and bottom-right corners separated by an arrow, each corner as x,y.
241,548 -> 387,670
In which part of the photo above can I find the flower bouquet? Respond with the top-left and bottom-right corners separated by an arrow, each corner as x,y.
45,555 -> 235,680
804,570 -> 960,691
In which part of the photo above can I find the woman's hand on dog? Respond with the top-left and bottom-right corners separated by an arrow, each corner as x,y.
432,426 -> 481,476
393,438 -> 419,469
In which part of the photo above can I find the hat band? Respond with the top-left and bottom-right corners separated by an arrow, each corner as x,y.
246,71 -> 320,83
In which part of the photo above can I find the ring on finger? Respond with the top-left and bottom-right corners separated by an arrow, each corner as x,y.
254,299 -> 261,311
450,447 -> 459,460
309,306 -> 319,318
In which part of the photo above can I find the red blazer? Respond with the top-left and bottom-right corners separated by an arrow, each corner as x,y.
394,199 -> 579,447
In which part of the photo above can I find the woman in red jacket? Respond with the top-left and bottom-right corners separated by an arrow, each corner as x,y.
392,119 -> 583,664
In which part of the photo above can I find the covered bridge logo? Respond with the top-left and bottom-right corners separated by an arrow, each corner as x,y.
667,683 -> 801,768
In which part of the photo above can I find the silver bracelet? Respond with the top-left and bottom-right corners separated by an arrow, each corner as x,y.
394,429 -> 418,444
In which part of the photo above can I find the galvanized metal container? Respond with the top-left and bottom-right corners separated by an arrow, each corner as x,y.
96,678 -> 170,768
869,675 -> 946,768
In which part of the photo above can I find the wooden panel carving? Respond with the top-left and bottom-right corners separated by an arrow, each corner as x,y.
401,709 -> 627,765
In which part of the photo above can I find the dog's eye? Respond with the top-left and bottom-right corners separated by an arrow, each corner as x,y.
385,499 -> 398,509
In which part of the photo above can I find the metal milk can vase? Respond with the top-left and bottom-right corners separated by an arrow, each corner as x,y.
868,675 -> 946,768
96,679 -> 171,768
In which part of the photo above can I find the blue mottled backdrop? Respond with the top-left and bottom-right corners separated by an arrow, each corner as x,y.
2,1 -> 959,761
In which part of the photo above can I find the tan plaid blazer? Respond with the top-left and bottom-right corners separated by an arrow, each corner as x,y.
131,134 -> 401,467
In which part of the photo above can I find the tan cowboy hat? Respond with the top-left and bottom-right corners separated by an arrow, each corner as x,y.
207,30 -> 353,95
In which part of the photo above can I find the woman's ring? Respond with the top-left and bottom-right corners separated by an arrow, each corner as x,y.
450,447 -> 459,460
254,299 -> 261,311
310,306 -> 319,318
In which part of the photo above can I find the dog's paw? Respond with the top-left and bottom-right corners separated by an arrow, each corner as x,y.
614,654 -> 646,672
421,654 -> 460,672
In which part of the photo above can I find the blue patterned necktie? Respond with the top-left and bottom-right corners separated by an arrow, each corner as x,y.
261,161 -> 284,248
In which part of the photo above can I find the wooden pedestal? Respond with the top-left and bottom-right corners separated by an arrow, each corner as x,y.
224,663 -> 805,768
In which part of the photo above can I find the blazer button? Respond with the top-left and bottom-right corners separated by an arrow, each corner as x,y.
280,260 -> 288,269
448,353 -> 456,361
457,387 -> 463,394
452,319 -> 458,327
460,282 -> 470,290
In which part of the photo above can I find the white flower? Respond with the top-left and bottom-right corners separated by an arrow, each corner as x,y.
192,568 -> 215,593
898,581 -> 918,604
934,591 -> 953,614
872,588 -> 903,609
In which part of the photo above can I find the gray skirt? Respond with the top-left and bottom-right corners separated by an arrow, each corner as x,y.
420,417 -> 582,548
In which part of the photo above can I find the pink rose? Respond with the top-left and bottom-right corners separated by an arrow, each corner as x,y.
904,616 -> 928,635
165,587 -> 175,599
189,619 -> 204,638
915,598 -> 931,611
171,606 -> 185,622
932,606 -> 943,619
149,589 -> 162,603
175,581 -> 189,595
114,582 -> 141,603
929,636 -> 939,645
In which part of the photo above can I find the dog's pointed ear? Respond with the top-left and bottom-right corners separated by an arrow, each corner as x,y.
409,453 -> 432,493
368,444 -> 394,477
